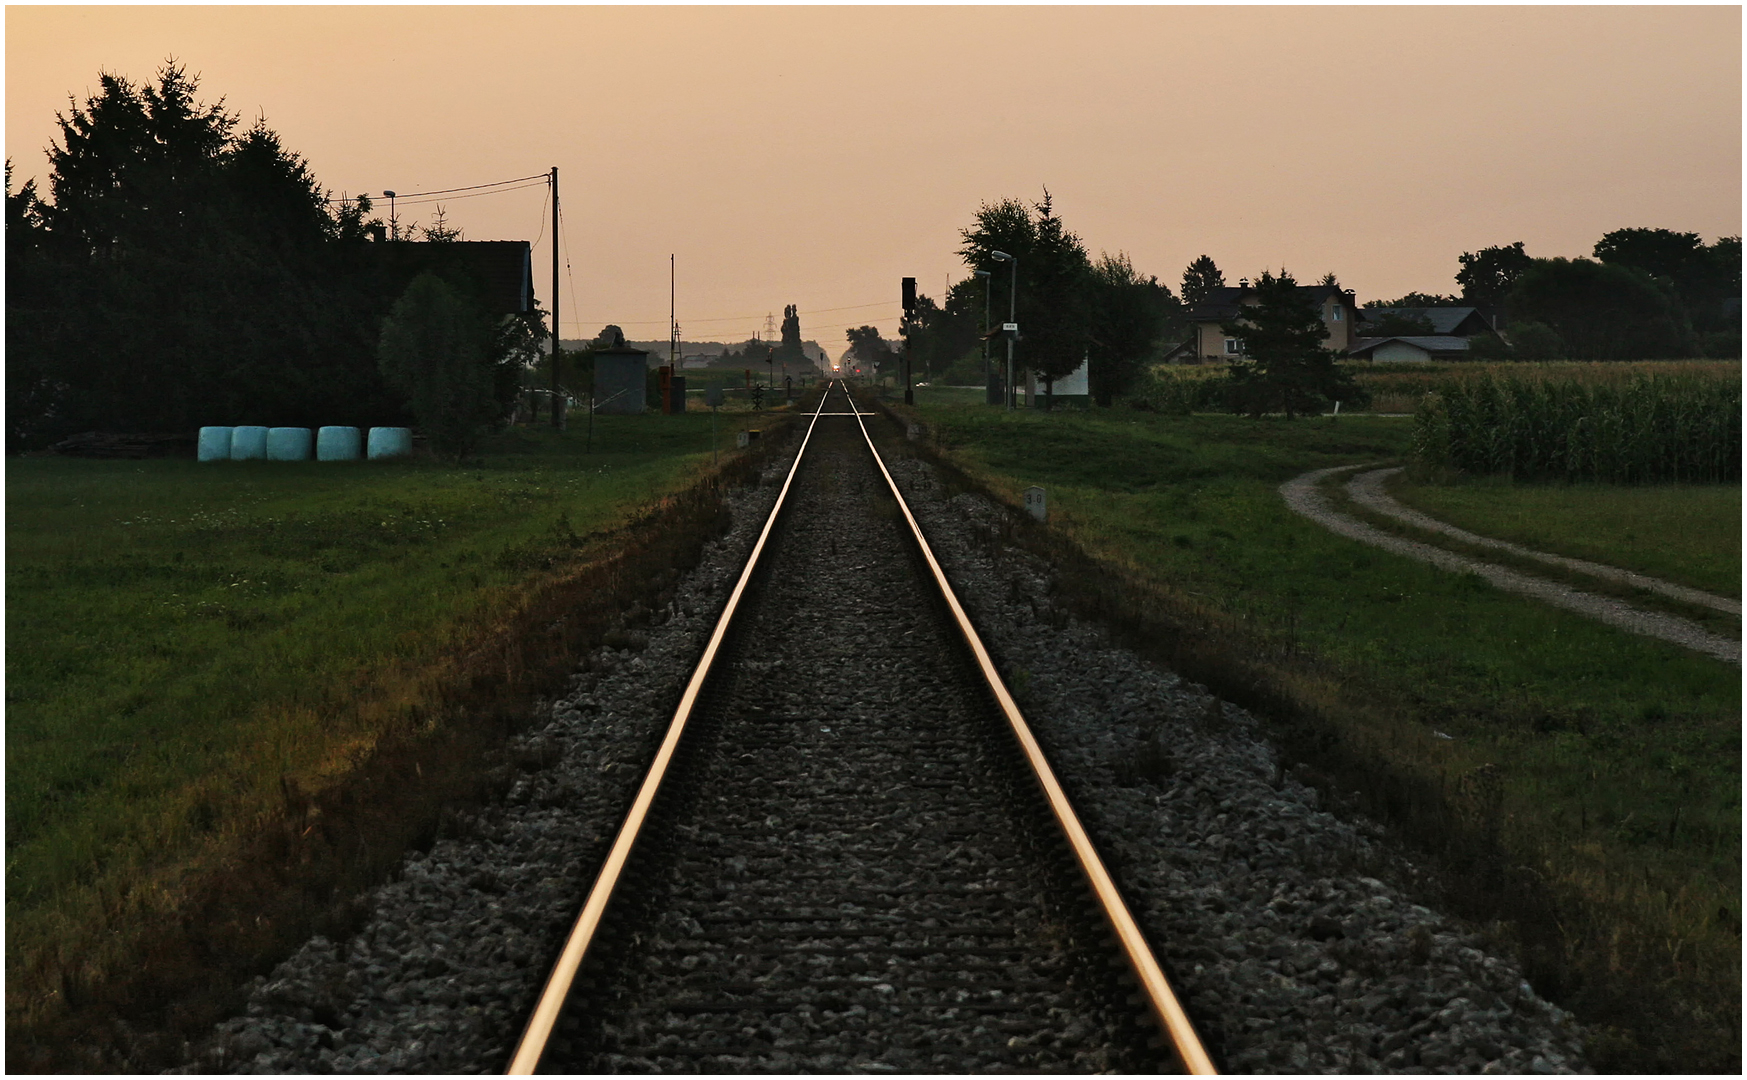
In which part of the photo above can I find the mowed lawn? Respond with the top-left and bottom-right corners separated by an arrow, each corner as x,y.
908,389 -> 1739,1069
6,415 -> 744,941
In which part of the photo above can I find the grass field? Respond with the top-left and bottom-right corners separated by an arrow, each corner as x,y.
1388,476 -> 1740,598
902,387 -> 1740,1071
6,410 -> 774,1040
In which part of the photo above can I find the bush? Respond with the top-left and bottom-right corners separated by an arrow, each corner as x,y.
1413,373 -> 1740,483
1696,330 -> 1741,359
1507,321 -> 1565,361
1466,333 -> 1513,361
1126,367 -> 1229,415
935,350 -> 991,387
377,273 -> 501,462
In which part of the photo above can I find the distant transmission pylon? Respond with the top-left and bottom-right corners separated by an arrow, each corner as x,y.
764,312 -> 778,341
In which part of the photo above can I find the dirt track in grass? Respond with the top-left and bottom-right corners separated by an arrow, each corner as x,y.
1280,465 -> 1739,664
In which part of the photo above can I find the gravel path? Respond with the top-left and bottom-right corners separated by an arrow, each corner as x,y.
1281,465 -> 1738,664
1346,466 -> 1740,616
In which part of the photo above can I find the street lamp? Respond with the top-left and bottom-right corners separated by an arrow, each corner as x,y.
382,191 -> 398,240
974,270 -> 993,404
990,251 -> 1018,411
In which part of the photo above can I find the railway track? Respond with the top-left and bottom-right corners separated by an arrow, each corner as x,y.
508,382 -> 1215,1073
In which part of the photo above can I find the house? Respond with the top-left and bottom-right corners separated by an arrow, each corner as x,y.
1346,305 -> 1502,362
1169,281 -> 1363,361
1346,336 -> 1472,363
1359,306 -> 1496,337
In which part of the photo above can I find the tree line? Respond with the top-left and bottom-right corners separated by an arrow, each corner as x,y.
1371,231 -> 1740,361
6,62 -> 542,455
840,193 -> 1740,415
843,190 -> 1187,407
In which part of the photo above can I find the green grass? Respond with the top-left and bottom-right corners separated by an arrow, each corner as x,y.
1389,476 -> 1741,598
906,386 -> 1739,1070
6,413 -> 757,944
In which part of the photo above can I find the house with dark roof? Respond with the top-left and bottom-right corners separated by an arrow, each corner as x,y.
1167,281 -> 1363,361
1346,305 -> 1502,362
1360,306 -> 1496,338
1346,336 -> 1473,363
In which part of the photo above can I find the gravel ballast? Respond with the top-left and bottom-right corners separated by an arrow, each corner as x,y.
182,406 -> 1591,1074
882,448 -> 1589,1074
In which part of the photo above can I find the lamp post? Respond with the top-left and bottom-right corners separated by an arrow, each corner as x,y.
974,269 -> 993,404
382,191 -> 398,240
990,251 -> 1017,411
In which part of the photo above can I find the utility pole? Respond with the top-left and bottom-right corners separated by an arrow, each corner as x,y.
901,277 -> 916,406
670,254 -> 679,370
550,166 -> 562,429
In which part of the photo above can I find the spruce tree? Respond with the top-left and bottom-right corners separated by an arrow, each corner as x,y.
1220,270 -> 1364,419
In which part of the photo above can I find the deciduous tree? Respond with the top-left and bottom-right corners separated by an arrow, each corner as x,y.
1086,252 -> 1178,406
843,325 -> 896,377
1456,241 -> 1533,309
1505,257 -> 1688,360
957,189 -> 1092,403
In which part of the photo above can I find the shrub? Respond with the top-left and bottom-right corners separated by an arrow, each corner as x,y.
1127,367 -> 1229,415
1412,373 -> 1741,483
1507,321 -> 1565,361
377,273 -> 502,462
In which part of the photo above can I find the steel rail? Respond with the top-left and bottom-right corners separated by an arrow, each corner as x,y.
850,393 -> 1218,1076
506,388 -> 833,1075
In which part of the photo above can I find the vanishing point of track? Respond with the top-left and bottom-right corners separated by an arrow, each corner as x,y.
507,382 -> 1215,1073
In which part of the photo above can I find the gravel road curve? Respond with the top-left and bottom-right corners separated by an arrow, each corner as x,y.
1282,465 -> 1737,664
1346,466 -> 1739,616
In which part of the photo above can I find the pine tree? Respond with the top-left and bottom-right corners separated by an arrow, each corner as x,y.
1220,270 -> 1364,419
1181,255 -> 1225,307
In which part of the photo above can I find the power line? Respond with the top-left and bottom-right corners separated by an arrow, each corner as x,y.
391,180 -> 549,207
323,172 -> 548,206
390,173 -> 548,199
568,300 -> 897,328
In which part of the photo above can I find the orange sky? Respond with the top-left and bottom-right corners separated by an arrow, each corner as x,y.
7,6 -> 1741,358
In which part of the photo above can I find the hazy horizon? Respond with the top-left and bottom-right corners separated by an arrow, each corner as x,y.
8,6 -> 1740,362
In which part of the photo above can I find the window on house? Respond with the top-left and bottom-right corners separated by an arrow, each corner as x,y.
1224,338 -> 1240,355
1332,305 -> 1343,321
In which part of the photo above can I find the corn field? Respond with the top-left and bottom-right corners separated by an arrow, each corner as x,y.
1413,374 -> 1741,483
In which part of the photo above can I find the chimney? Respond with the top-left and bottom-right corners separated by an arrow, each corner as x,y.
1239,277 -> 1250,289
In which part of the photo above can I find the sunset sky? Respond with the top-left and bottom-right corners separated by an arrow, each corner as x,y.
7,6 -> 1740,360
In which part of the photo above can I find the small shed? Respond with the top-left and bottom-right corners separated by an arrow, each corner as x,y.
593,346 -> 651,413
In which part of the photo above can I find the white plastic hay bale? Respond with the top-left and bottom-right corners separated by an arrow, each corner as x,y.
230,426 -> 269,460
368,427 -> 413,459
316,426 -> 362,461
198,427 -> 234,462
266,427 -> 313,461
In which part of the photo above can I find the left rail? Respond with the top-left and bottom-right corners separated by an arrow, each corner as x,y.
505,389 -> 829,1074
